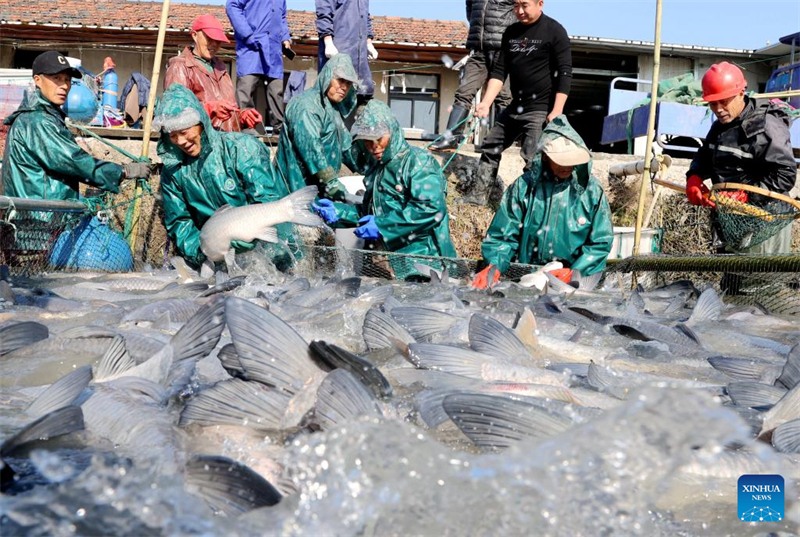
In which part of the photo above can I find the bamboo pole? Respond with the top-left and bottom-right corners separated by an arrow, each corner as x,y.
127,0 -> 171,253
632,0 -> 663,284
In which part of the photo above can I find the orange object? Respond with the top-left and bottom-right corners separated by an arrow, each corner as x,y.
548,268 -> 573,284
471,265 -> 500,290
717,189 -> 748,204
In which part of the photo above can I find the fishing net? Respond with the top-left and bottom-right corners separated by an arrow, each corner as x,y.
0,198 -> 134,276
607,253 -> 800,315
710,183 -> 800,250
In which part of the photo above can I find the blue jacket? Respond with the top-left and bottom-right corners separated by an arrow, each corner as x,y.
316,0 -> 375,96
226,0 -> 291,79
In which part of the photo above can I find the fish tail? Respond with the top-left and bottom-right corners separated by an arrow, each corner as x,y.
285,186 -> 324,227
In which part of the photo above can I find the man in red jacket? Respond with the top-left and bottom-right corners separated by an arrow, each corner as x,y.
164,14 -> 262,133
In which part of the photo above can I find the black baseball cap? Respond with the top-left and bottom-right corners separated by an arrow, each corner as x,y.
32,51 -> 82,78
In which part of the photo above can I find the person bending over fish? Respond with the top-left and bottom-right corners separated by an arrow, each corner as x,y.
311,99 -> 457,281
274,53 -> 366,201
156,84 -> 298,271
472,116 -> 613,290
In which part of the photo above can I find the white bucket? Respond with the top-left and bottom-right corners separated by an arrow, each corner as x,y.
609,227 -> 661,259
334,175 -> 366,253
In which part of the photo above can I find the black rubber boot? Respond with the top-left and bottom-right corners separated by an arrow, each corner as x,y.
429,105 -> 469,152
458,161 -> 497,206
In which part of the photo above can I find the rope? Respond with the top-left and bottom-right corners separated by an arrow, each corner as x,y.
424,113 -> 475,149
67,119 -> 148,163
440,120 -> 480,171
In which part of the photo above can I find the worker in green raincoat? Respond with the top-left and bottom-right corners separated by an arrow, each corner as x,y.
472,115 -> 613,289
156,84 -> 292,269
2,51 -> 153,201
311,99 -> 457,281
274,53 -> 364,200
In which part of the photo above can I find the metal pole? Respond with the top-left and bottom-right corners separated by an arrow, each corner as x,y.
0,196 -> 87,212
127,0 -> 171,252
632,0 -> 663,266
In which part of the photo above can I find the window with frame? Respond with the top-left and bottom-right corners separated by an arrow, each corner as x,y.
387,73 -> 440,139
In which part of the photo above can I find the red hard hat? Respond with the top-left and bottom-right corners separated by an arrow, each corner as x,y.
702,62 -> 746,102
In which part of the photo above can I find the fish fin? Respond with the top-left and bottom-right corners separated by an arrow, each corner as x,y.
574,270 -> 603,292
336,277 -> 362,297
285,185 -> 325,227
390,307 -> 460,341
276,278 -> 310,302
663,294 -> 688,315
59,325 -> 118,339
165,359 -> 197,398
224,297 -> 318,394
356,285 -> 394,306
215,270 -> 229,286
200,260 -> 215,279
674,323 -> 702,345
587,361 -> 616,392
624,300 -> 640,319
568,327 -> 584,343
218,343 -> 246,379
406,343 -> 493,380
185,455 -> 282,517
179,378 -> 289,431
772,418 -> 800,453
256,227 -> 280,244
24,366 -> 92,419
168,295 -> 226,363
415,388 -> 458,429
171,256 -> 201,282
198,275 -> 247,298
315,370 -> 383,431
707,356 -> 781,382
152,311 -> 172,332
469,314 -> 532,365
0,321 -> 49,355
612,324 -> 653,342
362,308 -> 415,351
569,306 -> 609,325
512,308 -> 540,352
687,288 -> 723,325
104,377 -> 168,405
442,393 -> 572,450
1,406 -> 84,458
309,340 -> 393,399
94,336 -> 136,382
224,248 -> 236,273
727,381 -> 787,409
777,345 -> 800,390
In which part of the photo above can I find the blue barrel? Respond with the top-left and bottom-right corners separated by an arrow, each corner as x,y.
50,217 -> 134,272
102,69 -> 118,109
63,79 -> 99,124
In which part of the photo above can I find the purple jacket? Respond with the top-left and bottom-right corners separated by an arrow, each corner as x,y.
316,0 -> 375,96
226,0 -> 291,79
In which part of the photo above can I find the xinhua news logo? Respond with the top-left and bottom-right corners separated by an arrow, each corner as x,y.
738,474 -> 784,522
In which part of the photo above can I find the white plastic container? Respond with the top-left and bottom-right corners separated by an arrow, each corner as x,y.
334,175 -> 366,250
609,227 -> 661,259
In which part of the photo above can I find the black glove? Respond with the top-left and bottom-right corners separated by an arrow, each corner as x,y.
123,161 -> 158,180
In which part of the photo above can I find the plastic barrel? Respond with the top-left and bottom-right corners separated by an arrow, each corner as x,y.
50,217 -> 133,272
102,69 -> 118,109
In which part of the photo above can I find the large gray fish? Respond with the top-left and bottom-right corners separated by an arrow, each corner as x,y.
199,186 -> 323,274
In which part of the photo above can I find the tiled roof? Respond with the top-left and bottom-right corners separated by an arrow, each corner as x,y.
0,1 -> 468,47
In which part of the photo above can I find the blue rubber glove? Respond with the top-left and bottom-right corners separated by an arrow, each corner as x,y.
311,199 -> 339,224
354,215 -> 381,240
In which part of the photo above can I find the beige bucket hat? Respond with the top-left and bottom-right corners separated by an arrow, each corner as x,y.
541,136 -> 591,166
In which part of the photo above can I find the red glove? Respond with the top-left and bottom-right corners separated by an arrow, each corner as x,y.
240,108 -> 263,129
203,100 -> 238,122
471,265 -> 500,290
686,175 -> 716,209
548,268 -> 574,284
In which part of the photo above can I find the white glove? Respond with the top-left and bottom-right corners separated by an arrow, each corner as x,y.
324,36 -> 339,59
367,39 -> 378,60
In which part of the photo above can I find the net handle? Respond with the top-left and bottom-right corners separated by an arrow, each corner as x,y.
711,183 -> 800,212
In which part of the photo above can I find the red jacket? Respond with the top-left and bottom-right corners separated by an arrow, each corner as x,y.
164,47 -> 240,132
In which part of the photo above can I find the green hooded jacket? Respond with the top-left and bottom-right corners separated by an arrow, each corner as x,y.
1,88 -> 123,200
156,84 -> 289,268
481,116 -> 613,276
274,54 -> 363,198
335,100 -> 457,278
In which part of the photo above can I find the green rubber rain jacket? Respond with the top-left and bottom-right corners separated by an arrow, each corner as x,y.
481,116 -> 613,276
275,54 -> 363,197
2,89 -> 123,200
157,84 -> 289,267
336,100 -> 457,279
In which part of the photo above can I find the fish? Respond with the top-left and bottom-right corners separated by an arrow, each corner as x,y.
199,186 -> 323,274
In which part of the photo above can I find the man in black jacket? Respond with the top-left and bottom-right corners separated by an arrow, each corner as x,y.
429,0 -> 515,151
461,0 -> 572,206
686,62 -> 797,255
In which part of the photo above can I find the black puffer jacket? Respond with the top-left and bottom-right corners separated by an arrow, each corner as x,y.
466,0 -> 517,52
688,97 -> 797,195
